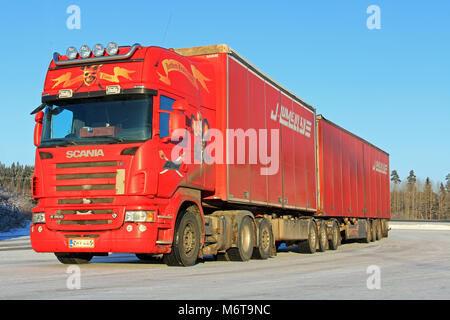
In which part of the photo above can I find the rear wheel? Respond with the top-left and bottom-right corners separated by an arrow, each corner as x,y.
298,220 -> 318,254
55,253 -> 93,264
376,219 -> 382,240
370,220 -> 376,242
252,218 -> 273,260
328,220 -> 340,250
317,220 -> 328,252
382,220 -> 389,238
361,219 -> 372,243
163,211 -> 201,267
227,216 -> 255,261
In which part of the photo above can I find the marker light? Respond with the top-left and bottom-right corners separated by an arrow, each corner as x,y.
106,42 -> 119,56
79,45 -> 91,58
66,46 -> 78,60
93,43 -> 104,57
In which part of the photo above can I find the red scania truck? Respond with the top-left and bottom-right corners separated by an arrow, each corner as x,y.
30,43 -> 390,266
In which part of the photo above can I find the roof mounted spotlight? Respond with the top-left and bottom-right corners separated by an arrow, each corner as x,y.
53,43 -> 141,66
79,45 -> 91,58
66,46 -> 78,60
93,43 -> 104,57
106,42 -> 119,56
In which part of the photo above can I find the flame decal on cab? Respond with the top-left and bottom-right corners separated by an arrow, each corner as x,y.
51,64 -> 135,92
157,59 -> 211,93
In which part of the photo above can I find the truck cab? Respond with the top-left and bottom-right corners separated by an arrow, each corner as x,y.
31,43 -> 216,266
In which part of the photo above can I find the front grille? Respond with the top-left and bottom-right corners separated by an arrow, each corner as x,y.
54,161 -> 124,196
58,198 -> 114,204
56,209 -> 114,215
56,161 -> 117,169
49,160 -> 125,230
56,173 -> 116,180
57,220 -> 112,226
56,184 -> 115,191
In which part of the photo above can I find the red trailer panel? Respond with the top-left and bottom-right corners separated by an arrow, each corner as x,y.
206,53 -> 318,211
317,115 -> 390,219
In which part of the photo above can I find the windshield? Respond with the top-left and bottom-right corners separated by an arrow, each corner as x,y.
40,95 -> 153,146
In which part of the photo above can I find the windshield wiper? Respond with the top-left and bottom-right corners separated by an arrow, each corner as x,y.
41,138 -> 77,146
83,135 -> 124,143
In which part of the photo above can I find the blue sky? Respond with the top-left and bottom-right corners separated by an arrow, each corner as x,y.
0,0 -> 448,184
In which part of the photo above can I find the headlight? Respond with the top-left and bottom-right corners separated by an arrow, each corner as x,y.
92,43 -> 104,57
66,46 -> 78,60
32,212 -> 46,224
106,42 -> 119,56
125,211 -> 155,223
79,45 -> 91,58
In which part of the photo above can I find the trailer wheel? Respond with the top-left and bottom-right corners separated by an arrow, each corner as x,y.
298,220 -> 318,254
328,220 -> 340,250
382,220 -> 389,238
361,219 -> 372,243
317,220 -> 328,252
376,219 -> 382,240
380,219 -> 386,237
370,220 -> 377,242
227,216 -> 255,262
55,253 -> 93,264
252,218 -> 273,260
163,211 -> 201,267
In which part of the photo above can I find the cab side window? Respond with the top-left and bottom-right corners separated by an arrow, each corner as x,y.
159,95 -> 175,138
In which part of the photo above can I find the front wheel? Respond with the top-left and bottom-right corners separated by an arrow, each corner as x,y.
163,211 -> 201,267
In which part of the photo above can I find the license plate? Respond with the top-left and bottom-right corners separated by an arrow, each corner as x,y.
69,238 -> 95,248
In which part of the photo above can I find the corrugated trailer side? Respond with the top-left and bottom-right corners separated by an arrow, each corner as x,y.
175,44 -> 318,212
224,52 -> 317,211
317,115 -> 390,219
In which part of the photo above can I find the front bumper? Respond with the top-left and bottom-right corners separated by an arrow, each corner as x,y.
30,221 -> 172,254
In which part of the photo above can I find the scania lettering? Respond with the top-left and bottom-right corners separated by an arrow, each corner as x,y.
66,149 -> 105,158
30,43 -> 390,266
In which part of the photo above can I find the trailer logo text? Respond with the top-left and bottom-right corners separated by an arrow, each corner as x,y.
66,149 -> 105,158
270,103 -> 312,138
372,160 -> 387,175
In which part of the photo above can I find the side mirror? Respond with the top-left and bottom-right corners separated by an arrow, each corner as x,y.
168,100 -> 187,139
34,111 -> 44,147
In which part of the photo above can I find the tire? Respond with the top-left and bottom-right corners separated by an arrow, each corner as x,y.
361,219 -> 372,243
370,220 -> 376,242
227,216 -> 255,262
317,220 -> 328,252
252,218 -> 273,260
163,211 -> 201,267
298,220 -> 318,254
383,220 -> 389,238
376,219 -> 382,240
55,253 -> 93,264
328,220 -> 340,250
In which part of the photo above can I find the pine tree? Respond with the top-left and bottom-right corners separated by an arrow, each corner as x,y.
390,170 -> 401,215
423,177 -> 433,220
406,170 -> 417,219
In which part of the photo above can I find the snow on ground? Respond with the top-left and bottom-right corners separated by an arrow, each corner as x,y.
0,222 -> 31,241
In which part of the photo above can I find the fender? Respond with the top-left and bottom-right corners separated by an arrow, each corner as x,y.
158,187 -> 205,247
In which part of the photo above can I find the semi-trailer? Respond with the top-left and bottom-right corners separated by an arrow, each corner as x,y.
30,43 -> 390,266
